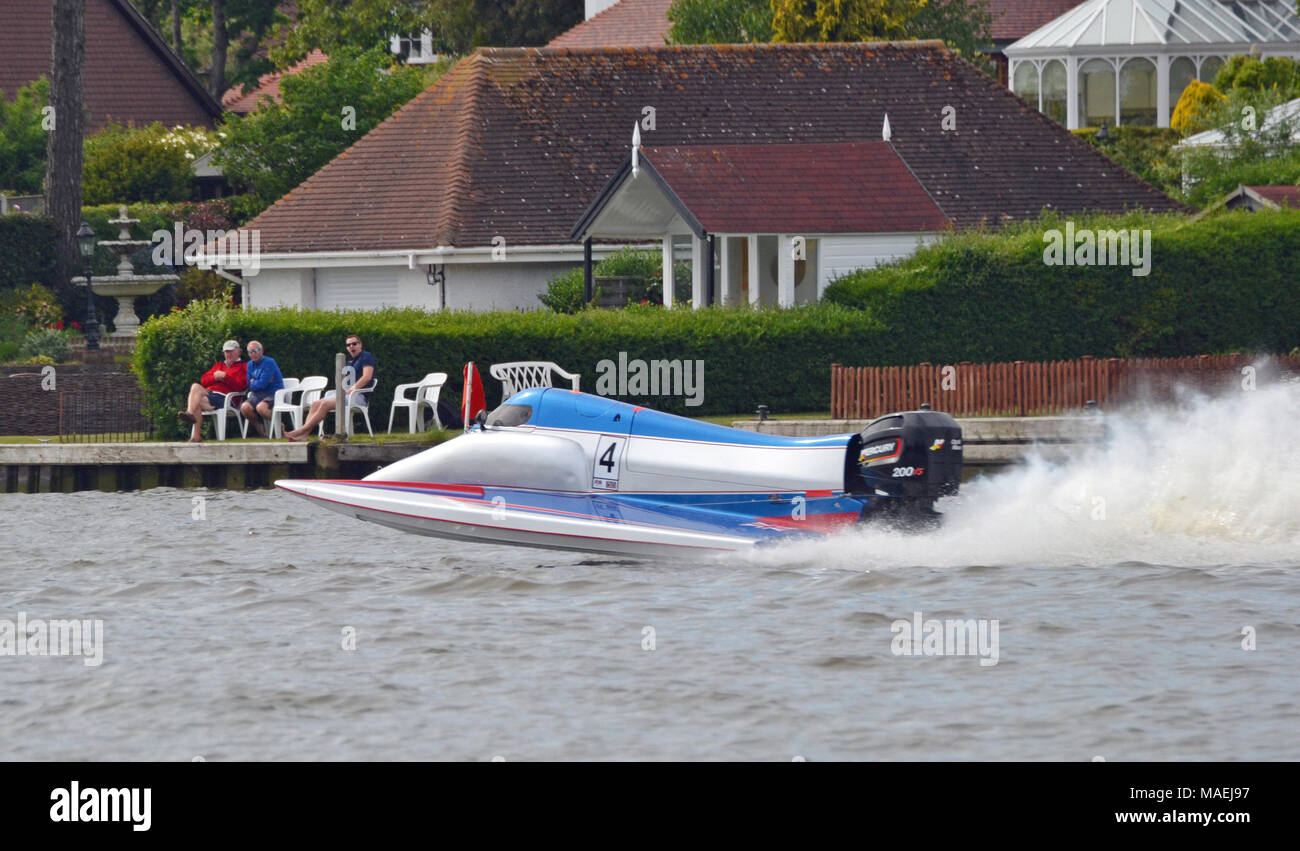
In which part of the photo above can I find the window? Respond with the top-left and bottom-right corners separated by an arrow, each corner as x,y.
1043,61 -> 1068,125
1013,62 -> 1040,110
1079,59 -> 1116,127
1199,56 -> 1224,84
1119,58 -> 1157,125
1169,57 -> 1197,108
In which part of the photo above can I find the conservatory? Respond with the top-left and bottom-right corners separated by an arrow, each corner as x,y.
1005,0 -> 1300,129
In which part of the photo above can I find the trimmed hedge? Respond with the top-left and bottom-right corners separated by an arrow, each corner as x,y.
136,300 -> 895,436
0,215 -> 58,291
823,209 -> 1300,361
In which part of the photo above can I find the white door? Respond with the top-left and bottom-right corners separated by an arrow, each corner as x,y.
315,268 -> 399,310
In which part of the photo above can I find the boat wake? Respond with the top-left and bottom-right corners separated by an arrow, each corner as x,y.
751,377 -> 1300,571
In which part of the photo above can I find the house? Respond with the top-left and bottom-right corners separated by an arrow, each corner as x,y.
1005,0 -> 1300,130
0,0 -> 222,131
222,42 -> 1184,312
572,138 -> 951,306
1197,184 -> 1300,216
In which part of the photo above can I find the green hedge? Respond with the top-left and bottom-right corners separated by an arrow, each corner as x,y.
0,215 -> 58,291
136,300 -> 899,436
823,209 -> 1300,361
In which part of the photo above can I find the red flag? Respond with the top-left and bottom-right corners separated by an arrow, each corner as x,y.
462,361 -> 486,428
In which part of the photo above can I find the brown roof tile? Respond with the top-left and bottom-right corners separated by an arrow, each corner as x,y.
636,142 -> 950,233
984,0 -> 1083,43
1247,185 -> 1300,208
548,0 -> 674,48
222,49 -> 328,113
244,42 -> 1184,254
0,0 -> 222,131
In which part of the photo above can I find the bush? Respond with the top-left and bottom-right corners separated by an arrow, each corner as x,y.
1073,126 -> 1182,196
0,77 -> 49,194
82,123 -> 220,205
823,209 -> 1300,360
0,216 -> 58,291
1176,87 -> 1300,208
1214,55 -> 1300,100
19,327 -> 72,362
1171,80 -> 1226,135
0,283 -> 62,328
539,248 -> 692,312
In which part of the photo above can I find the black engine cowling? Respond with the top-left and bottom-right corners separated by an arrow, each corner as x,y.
846,410 -> 963,517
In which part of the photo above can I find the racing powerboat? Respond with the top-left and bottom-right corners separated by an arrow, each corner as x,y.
276,388 -> 963,557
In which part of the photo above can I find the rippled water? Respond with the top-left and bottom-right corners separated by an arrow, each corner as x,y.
2,383 -> 1297,760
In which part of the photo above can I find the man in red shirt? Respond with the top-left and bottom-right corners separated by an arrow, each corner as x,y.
178,339 -> 248,442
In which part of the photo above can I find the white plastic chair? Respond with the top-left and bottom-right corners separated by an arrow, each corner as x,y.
319,379 -> 379,437
489,361 -> 581,399
257,377 -> 300,439
388,372 -> 448,433
275,375 -> 327,437
200,392 -> 245,441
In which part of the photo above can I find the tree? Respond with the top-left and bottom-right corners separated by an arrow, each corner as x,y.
1171,79 -> 1226,136
277,0 -> 581,62
770,0 -> 919,43
1212,55 -> 1300,100
216,47 -> 442,203
905,0 -> 992,65
45,0 -> 87,296
667,0 -> 773,44
0,78 -> 50,194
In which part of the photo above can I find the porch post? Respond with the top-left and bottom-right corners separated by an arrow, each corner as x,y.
747,235 -> 760,307
583,238 -> 593,303
719,236 -> 735,305
661,235 -> 674,308
705,234 -> 715,307
777,234 -> 795,308
690,234 -> 704,309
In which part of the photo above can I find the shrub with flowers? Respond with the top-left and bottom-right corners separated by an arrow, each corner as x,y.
82,122 -> 222,205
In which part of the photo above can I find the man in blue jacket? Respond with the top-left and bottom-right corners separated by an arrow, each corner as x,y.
240,340 -> 285,438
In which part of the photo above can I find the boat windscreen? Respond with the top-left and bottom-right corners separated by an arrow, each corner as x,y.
486,404 -> 533,428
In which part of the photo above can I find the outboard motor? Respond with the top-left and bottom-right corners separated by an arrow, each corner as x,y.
848,409 -> 963,523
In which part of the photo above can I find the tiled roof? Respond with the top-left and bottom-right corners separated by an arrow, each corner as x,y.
547,0 -> 674,48
243,42 -> 1184,254
635,142 -> 950,234
0,0 -> 222,131
222,49 -> 328,113
1246,185 -> 1300,208
984,1 -> 1083,43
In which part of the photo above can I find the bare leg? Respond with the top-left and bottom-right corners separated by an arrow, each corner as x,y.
286,398 -> 333,440
184,383 -> 217,442
241,399 -> 267,437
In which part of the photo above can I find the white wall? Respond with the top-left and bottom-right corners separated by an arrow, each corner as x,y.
819,233 -> 939,293
246,260 -> 574,312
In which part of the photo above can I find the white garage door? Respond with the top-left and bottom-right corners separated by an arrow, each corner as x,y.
316,268 -> 399,310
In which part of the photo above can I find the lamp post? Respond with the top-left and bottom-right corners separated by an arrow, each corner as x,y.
75,221 -> 99,351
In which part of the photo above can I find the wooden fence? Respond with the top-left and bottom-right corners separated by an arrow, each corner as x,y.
831,354 -> 1300,419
